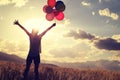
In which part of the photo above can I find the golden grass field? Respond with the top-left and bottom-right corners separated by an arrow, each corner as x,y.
0,61 -> 120,80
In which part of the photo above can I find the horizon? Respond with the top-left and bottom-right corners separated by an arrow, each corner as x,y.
0,0 -> 120,63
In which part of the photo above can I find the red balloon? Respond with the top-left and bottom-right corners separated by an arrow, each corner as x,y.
43,5 -> 48,13
46,13 -> 54,21
55,12 -> 64,21
48,0 -> 56,7
53,9 -> 59,16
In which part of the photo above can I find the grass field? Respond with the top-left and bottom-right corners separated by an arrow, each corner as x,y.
0,61 -> 120,80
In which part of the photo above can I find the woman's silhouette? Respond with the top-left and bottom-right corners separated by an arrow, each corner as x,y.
14,20 -> 56,80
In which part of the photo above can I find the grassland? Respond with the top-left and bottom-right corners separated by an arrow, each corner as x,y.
0,61 -> 120,80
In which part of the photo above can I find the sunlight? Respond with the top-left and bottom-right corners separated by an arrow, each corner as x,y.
24,18 -> 55,34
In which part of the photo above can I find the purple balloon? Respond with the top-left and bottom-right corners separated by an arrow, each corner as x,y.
45,6 -> 53,14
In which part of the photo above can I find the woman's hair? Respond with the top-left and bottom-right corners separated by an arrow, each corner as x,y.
32,28 -> 39,35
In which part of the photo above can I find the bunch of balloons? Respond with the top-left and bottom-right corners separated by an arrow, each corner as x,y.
43,0 -> 66,21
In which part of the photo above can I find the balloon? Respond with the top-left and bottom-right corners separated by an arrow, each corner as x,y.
43,5 -> 48,13
55,12 -> 64,20
43,5 -> 52,13
44,6 -> 53,14
53,9 -> 59,16
48,0 -> 56,7
46,13 -> 54,21
43,0 -> 65,21
55,1 -> 65,12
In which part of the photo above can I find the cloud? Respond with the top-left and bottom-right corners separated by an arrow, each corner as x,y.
112,35 -> 120,42
65,29 -> 120,51
65,29 -> 95,40
99,0 -> 111,3
49,42 -> 93,62
92,11 -> 95,15
110,52 -> 120,61
49,48 -> 78,58
81,1 -> 91,6
99,8 -> 119,20
0,39 -> 28,55
0,0 -> 28,7
0,16 -> 3,20
0,39 -> 17,53
63,19 -> 71,25
94,38 -> 120,50
99,0 -> 102,3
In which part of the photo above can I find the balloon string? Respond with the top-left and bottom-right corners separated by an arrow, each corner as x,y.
54,18 -> 57,23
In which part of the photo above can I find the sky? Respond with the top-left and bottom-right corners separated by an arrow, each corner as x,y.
0,0 -> 120,63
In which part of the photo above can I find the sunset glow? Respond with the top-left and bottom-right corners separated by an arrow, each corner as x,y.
0,0 -> 120,63
24,18 -> 55,33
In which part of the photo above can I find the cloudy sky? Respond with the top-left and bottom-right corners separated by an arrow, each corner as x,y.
0,0 -> 120,63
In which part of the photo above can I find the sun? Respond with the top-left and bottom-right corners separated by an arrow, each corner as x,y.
24,18 -> 55,34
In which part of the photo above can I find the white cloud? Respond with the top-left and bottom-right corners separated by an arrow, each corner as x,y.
99,0 -> 111,3
0,16 -> 3,20
109,51 -> 120,61
0,0 -> 10,5
105,19 -> 110,23
0,39 -> 28,58
64,19 -> 71,26
92,11 -> 95,15
99,8 -> 119,20
105,0 -> 111,2
81,1 -> 91,6
0,0 -> 28,7
99,0 -> 102,3
29,6 -> 36,10
112,35 -> 120,42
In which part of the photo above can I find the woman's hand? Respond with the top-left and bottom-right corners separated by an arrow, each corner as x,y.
14,20 -> 19,25
52,23 -> 56,27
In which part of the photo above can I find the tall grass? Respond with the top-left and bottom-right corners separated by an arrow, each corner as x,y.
0,61 -> 120,80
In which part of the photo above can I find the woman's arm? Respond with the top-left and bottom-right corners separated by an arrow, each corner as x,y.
39,23 -> 56,37
14,20 -> 30,36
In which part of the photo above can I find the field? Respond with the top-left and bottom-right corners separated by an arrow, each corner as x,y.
0,61 -> 120,80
